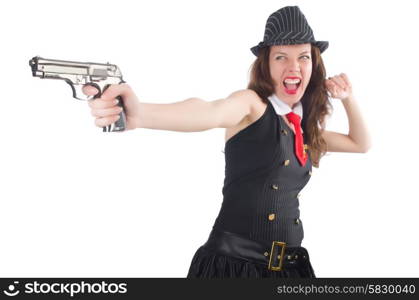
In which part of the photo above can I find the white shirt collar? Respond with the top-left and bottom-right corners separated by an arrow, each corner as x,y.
267,93 -> 303,120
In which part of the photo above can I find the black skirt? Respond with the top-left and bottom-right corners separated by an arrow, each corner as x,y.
187,229 -> 316,278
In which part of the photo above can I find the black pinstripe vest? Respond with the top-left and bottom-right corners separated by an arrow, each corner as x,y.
213,99 -> 313,247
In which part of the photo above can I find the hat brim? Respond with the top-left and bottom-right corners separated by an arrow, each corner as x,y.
250,40 -> 329,57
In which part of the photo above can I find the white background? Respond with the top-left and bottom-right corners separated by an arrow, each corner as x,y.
1,0 -> 418,277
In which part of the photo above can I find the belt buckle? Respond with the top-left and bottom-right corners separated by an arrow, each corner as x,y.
268,241 -> 286,271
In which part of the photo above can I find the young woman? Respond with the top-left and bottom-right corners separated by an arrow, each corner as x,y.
82,6 -> 371,278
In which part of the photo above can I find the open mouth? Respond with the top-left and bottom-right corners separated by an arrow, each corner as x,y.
283,80 -> 301,93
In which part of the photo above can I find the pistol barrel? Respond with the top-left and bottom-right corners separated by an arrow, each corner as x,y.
29,56 -> 122,79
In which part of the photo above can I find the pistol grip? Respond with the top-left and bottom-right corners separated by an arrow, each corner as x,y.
86,82 -> 127,132
103,95 -> 126,132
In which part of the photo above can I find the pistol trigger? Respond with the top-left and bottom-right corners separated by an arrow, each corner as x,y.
84,82 -> 102,99
71,84 -> 91,101
102,84 -> 111,94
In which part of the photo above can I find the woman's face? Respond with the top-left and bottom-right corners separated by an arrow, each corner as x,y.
269,43 -> 312,107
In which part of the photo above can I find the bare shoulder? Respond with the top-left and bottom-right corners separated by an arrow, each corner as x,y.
225,89 -> 267,143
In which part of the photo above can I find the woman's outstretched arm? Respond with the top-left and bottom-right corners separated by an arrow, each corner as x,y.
83,84 -> 255,132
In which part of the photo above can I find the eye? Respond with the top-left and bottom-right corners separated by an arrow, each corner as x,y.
275,55 -> 311,60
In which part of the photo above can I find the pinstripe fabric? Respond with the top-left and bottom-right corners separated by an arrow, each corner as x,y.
251,6 -> 328,56
213,99 -> 312,247
251,114 -> 307,246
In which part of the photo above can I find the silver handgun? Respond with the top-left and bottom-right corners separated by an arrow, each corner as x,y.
29,56 -> 126,132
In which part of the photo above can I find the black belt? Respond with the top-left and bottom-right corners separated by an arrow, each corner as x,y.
202,228 -> 311,271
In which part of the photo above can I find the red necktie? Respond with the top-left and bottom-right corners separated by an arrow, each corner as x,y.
285,112 -> 307,166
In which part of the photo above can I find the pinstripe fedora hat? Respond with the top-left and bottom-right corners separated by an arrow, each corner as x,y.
250,6 -> 328,56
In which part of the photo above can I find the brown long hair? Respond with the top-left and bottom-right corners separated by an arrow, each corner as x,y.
247,45 -> 332,168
